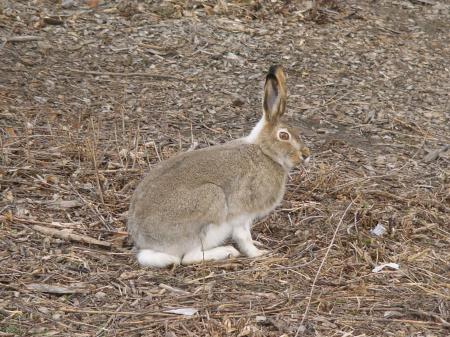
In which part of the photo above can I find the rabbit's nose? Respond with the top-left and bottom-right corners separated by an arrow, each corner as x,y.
300,147 -> 310,164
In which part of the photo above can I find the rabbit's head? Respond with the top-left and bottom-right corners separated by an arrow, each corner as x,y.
248,65 -> 310,170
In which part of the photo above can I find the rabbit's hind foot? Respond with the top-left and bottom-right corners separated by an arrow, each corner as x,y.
137,249 -> 181,268
181,246 -> 240,265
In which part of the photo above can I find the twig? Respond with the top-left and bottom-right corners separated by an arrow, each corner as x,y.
295,201 -> 353,335
159,283 -> 191,295
368,190 -> 410,203
409,0 -> 436,6
68,69 -> 187,81
4,35 -> 43,43
423,144 -> 449,163
132,121 -> 141,169
11,216 -> 89,231
69,182 -> 112,230
152,141 -> 162,162
392,116 -> 427,136
89,118 -> 105,204
187,122 -> 198,152
32,225 -> 111,248
114,123 -> 125,168
324,314 -> 450,327
406,307 -> 450,328
26,283 -> 88,294
61,308 -> 170,316
96,303 -> 125,337
376,26 -> 402,35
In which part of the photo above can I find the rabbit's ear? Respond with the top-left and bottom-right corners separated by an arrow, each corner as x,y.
263,65 -> 286,124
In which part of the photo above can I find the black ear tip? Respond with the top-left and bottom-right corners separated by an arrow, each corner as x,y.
266,65 -> 280,83
266,65 -> 286,85
266,73 -> 277,84
268,65 -> 283,76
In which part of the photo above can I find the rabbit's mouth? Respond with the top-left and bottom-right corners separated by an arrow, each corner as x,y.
301,147 -> 311,165
289,147 -> 310,168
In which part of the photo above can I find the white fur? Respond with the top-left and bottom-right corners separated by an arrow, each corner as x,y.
137,249 -> 180,268
232,222 -> 267,257
137,214 -> 271,267
180,214 -> 268,265
181,246 -> 240,265
245,118 -> 265,143
201,223 -> 233,250
228,214 -> 254,228
200,215 -> 255,250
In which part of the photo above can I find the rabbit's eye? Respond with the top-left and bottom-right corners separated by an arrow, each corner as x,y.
278,131 -> 290,141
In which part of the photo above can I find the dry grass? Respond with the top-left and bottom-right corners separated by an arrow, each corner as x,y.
1,0 -> 449,336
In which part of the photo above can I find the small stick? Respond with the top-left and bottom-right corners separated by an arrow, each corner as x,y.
62,308 -> 141,315
152,141 -> 162,162
69,182 -> 111,230
32,225 -> 111,248
187,123 -> 198,152
132,121 -> 141,169
159,283 -> 191,295
26,283 -> 88,294
89,118 -> 105,204
4,35 -> 43,43
114,123 -> 125,168
295,201 -> 353,335
68,69 -> 186,81
406,307 -> 450,328
423,144 -> 449,163
95,303 -> 125,337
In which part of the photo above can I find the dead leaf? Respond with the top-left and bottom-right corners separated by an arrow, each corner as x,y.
164,307 -> 198,316
5,127 -> 16,138
45,175 -> 59,184
86,0 -> 100,9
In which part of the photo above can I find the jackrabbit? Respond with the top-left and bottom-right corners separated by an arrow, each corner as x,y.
128,65 -> 310,267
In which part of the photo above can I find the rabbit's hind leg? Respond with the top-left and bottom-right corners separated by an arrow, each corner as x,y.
181,246 -> 240,265
137,249 -> 181,268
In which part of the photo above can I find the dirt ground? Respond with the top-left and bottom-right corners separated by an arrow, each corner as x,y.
0,0 -> 449,336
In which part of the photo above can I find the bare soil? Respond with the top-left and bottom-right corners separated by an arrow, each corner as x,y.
0,1 -> 449,336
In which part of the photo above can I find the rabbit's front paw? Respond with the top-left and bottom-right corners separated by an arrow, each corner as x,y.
225,246 -> 241,258
246,248 -> 270,258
